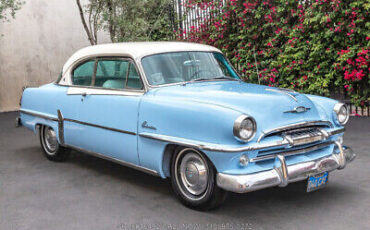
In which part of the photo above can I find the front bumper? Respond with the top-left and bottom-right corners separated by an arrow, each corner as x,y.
217,142 -> 356,193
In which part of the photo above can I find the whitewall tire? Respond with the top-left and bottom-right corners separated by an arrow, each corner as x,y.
39,125 -> 70,162
170,147 -> 227,210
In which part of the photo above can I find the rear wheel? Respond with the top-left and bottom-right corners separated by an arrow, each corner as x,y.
170,147 -> 227,210
39,125 -> 69,162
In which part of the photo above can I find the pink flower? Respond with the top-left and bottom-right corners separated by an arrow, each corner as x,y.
275,28 -> 282,34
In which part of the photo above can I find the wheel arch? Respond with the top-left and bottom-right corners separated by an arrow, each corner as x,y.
161,144 -> 217,178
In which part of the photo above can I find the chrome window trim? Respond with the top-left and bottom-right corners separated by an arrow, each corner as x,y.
66,86 -> 144,96
70,58 -> 97,87
139,127 -> 344,153
58,55 -> 149,92
138,51 -> 241,89
257,120 -> 333,143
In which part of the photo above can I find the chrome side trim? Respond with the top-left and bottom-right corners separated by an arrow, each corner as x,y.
250,142 -> 333,162
57,110 -> 64,145
139,128 -> 343,153
257,120 -> 334,142
217,143 -> 355,193
19,109 -> 58,121
328,127 -> 345,136
67,87 -> 144,96
64,118 -> 136,136
20,109 -> 136,136
64,144 -> 159,176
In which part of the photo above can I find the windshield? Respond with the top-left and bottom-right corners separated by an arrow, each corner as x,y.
141,52 -> 240,86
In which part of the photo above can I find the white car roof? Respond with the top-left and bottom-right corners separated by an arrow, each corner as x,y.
62,42 -> 221,73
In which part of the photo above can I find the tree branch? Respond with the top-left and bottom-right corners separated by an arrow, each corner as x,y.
76,0 -> 96,45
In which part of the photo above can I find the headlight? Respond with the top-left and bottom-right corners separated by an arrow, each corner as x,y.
333,103 -> 349,125
233,115 -> 256,142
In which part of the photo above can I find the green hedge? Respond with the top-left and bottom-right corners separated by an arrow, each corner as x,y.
179,0 -> 370,105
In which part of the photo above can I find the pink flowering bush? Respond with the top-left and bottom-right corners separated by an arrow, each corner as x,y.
178,0 -> 370,105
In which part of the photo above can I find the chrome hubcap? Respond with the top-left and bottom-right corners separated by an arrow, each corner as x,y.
179,152 -> 208,196
44,127 -> 57,153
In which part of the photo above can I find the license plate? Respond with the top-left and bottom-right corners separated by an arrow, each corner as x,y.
307,172 -> 328,192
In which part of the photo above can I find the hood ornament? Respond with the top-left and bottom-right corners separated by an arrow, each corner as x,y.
284,106 -> 311,113
265,88 -> 298,102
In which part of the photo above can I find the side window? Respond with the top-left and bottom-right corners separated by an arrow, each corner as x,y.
72,60 -> 95,86
96,59 -> 143,90
95,60 -> 128,88
126,63 -> 143,89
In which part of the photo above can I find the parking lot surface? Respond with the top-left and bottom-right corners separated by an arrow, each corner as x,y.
0,112 -> 369,230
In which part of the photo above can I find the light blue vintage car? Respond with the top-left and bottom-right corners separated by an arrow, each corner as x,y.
17,42 -> 355,210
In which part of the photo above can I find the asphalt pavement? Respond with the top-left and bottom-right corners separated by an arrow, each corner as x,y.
0,111 -> 369,230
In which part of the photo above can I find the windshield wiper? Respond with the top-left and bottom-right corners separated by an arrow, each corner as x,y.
183,76 -> 239,85
190,76 -> 236,82
211,76 -> 238,81
190,78 -> 212,82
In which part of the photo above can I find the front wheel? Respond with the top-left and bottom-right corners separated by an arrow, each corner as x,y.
170,147 -> 227,210
39,125 -> 70,162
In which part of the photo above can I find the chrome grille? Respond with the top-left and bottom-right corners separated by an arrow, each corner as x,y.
252,142 -> 333,163
282,127 -> 321,138
254,125 -> 332,161
257,120 -> 333,142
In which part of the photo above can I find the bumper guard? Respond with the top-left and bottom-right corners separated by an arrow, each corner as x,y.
216,141 -> 356,193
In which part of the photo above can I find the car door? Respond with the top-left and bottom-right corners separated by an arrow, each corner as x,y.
66,57 -> 145,165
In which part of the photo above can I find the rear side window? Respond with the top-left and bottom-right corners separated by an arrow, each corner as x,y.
96,59 -> 143,90
72,60 -> 95,86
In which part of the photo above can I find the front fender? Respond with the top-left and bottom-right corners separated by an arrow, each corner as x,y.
305,94 -> 341,128
137,94 -> 242,177
139,96 -> 242,145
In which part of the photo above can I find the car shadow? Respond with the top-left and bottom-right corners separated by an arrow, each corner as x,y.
211,180 -> 358,218
12,145 -> 359,214
67,149 -> 172,195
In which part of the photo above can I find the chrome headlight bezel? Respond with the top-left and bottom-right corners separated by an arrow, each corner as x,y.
333,103 -> 349,125
233,115 -> 257,142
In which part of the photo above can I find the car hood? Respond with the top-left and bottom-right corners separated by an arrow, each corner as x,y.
148,81 -> 330,132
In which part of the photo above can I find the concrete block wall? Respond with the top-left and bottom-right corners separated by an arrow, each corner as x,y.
0,0 -> 110,112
